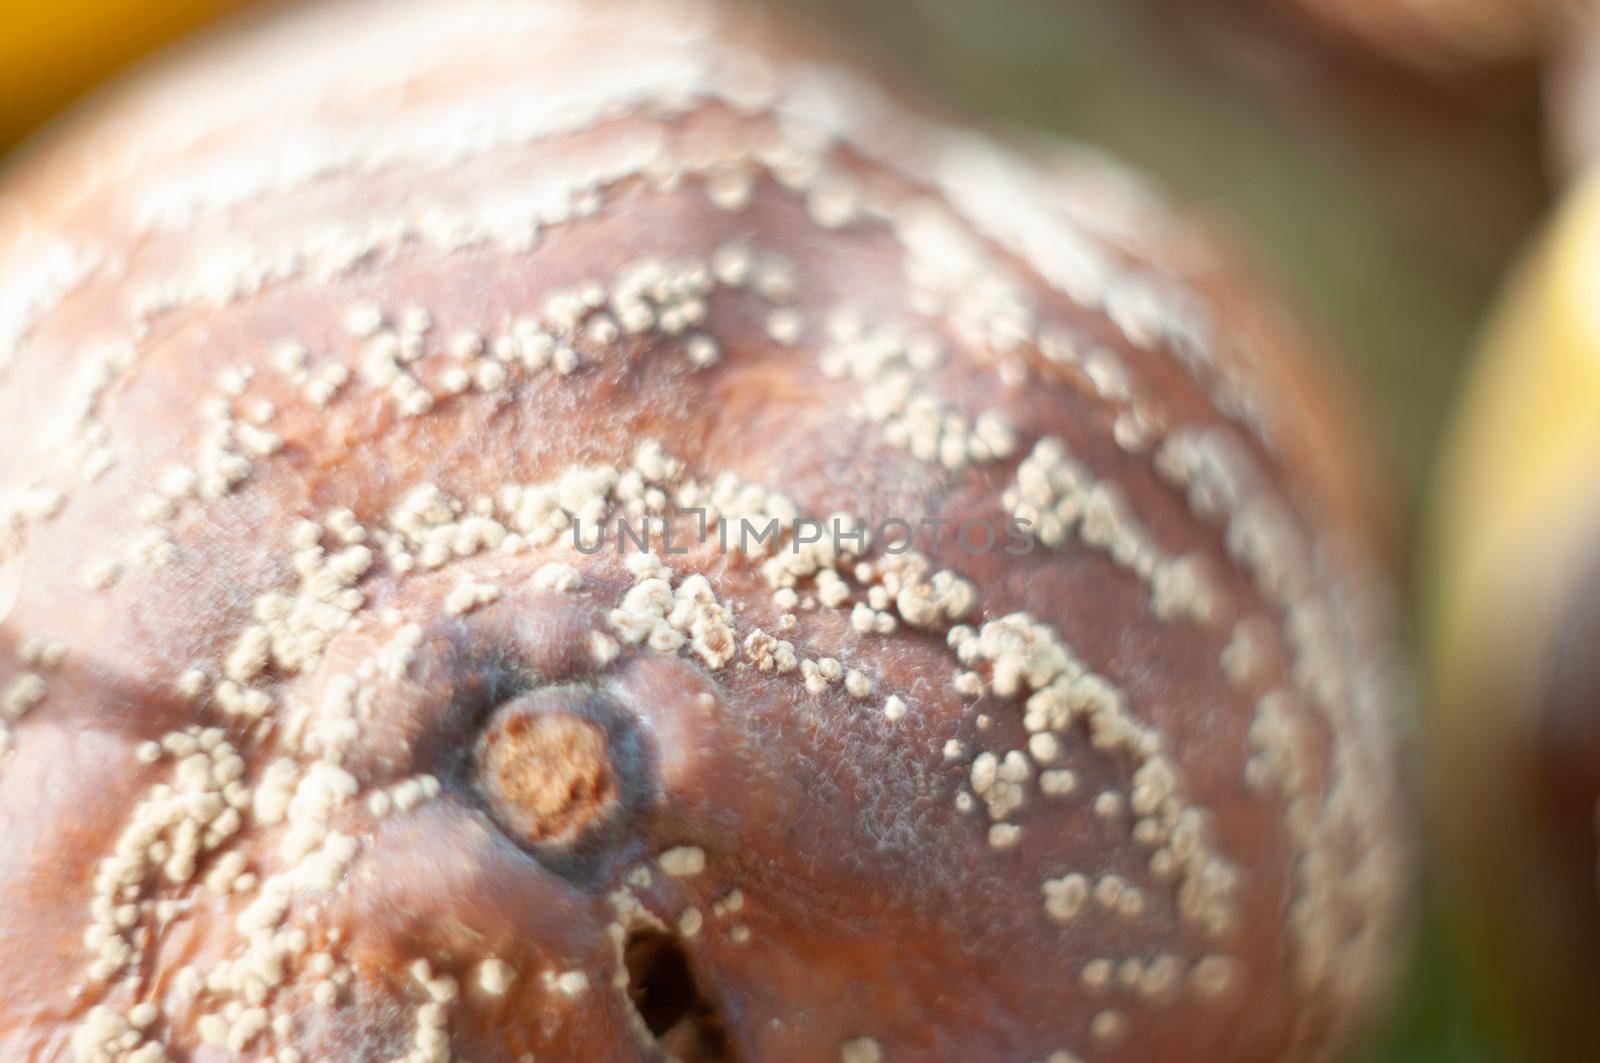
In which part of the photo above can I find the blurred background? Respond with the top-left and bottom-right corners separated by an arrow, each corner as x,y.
0,1 -> 1571,1059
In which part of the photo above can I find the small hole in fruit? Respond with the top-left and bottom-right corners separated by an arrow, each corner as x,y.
623,929 -> 733,1061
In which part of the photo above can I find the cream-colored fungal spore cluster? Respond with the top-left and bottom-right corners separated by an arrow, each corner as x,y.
1006,437 -> 1217,622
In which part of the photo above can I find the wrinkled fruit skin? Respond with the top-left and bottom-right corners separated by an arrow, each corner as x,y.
0,1 -> 1408,1061
1430,168 -> 1600,1060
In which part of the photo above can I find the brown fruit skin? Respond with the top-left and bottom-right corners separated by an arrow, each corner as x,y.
1548,12 -> 1600,179
0,1 -> 1408,1061
1431,497 -> 1600,1059
1267,0 -> 1558,73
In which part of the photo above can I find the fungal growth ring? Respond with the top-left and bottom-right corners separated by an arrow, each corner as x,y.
0,1 -> 1407,1061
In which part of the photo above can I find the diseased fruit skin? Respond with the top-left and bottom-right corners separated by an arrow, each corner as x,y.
0,1 -> 1409,1061
1429,168 -> 1600,1061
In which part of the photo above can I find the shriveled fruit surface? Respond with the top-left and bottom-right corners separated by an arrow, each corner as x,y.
0,1 -> 1408,1060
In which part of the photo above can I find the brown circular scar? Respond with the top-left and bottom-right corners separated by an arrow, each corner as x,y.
477,695 -> 621,848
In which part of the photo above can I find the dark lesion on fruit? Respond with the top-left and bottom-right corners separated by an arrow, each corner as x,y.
464,672 -> 655,882
625,928 -> 735,1062
460,657 -> 733,1056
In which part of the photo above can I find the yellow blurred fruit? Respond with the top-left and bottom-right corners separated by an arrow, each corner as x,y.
1429,166 -> 1600,1058
1,0 -> 247,148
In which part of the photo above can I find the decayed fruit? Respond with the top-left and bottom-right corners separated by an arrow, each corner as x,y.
0,0 -> 1410,1060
